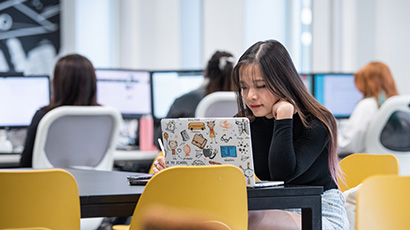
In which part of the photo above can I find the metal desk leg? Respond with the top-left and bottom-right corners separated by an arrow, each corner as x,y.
302,196 -> 322,230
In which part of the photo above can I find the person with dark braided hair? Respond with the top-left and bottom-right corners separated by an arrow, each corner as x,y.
154,51 -> 235,146
165,51 -> 235,118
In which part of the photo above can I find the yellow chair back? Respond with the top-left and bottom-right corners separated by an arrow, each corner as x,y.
138,204 -> 232,230
356,175 -> 410,230
338,153 -> 399,192
129,165 -> 248,230
1,228 -> 51,230
0,169 -> 80,230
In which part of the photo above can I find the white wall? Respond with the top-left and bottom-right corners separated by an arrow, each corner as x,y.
60,0 -> 75,56
312,0 -> 410,94
203,0 -> 243,65
311,0 -> 331,72
372,0 -> 410,95
243,0 -> 287,51
61,0 -> 298,70
61,0 -> 180,70
75,0 -> 117,67
133,0 -> 181,70
59,0 -> 119,68
61,0 -> 410,94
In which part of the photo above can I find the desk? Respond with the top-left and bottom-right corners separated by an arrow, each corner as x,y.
0,150 -> 159,168
113,150 -> 158,161
67,169 -> 323,230
247,185 -> 323,230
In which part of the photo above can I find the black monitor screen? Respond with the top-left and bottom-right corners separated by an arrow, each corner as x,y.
95,69 -> 151,118
314,73 -> 362,118
0,75 -> 50,128
151,70 -> 204,119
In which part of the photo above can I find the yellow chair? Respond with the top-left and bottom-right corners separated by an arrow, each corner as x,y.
138,204 -> 231,230
0,169 -> 81,230
1,228 -> 51,230
338,153 -> 399,192
114,165 -> 248,230
356,175 -> 410,230
148,151 -> 163,174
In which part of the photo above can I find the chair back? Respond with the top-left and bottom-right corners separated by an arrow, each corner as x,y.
195,92 -> 237,117
32,106 -> 122,170
356,175 -> 410,230
338,153 -> 399,192
139,204 -> 232,230
0,169 -> 80,230
365,95 -> 410,175
129,165 -> 248,230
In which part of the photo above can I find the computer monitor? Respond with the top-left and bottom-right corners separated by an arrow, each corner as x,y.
314,73 -> 362,118
95,69 -> 151,119
0,72 -> 24,76
299,73 -> 313,95
150,70 -> 204,120
0,75 -> 50,128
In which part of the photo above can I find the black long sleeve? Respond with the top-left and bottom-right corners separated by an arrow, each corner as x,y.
20,109 -> 49,167
251,114 -> 337,191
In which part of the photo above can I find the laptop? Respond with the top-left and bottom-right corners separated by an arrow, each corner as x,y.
160,117 -> 283,187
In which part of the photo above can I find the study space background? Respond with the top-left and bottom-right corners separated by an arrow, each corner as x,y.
0,69 -> 205,172
2,0 -> 410,170
0,70 -> 360,170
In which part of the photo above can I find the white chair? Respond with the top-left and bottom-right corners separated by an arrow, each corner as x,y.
365,95 -> 410,175
32,106 -> 122,170
195,92 -> 237,117
32,106 -> 122,230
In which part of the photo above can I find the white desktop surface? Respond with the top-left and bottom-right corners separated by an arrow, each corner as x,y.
0,150 -> 159,166
0,154 -> 20,164
113,149 -> 158,161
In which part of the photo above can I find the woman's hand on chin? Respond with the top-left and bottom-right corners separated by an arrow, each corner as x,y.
272,99 -> 295,120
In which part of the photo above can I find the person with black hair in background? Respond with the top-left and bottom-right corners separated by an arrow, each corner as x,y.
166,51 -> 234,118
154,40 -> 349,230
154,51 -> 235,146
20,54 -> 99,167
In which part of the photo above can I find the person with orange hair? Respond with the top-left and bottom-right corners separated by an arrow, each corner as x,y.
338,62 -> 399,154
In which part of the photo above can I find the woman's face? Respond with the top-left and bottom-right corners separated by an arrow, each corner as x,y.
239,64 -> 279,119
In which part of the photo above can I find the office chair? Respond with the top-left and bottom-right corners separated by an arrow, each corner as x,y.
356,175 -> 410,230
195,92 -> 238,117
32,106 -> 122,171
0,169 -> 80,230
365,95 -> 410,175
113,165 -> 248,230
338,153 -> 399,192
31,106 -> 121,230
139,204 -> 231,230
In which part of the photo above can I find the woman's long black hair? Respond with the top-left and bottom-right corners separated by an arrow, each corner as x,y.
232,40 -> 340,183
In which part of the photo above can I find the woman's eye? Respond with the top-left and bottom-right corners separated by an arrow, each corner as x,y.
256,85 -> 266,89
240,86 -> 247,90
